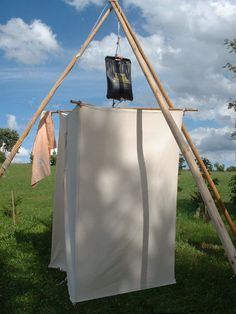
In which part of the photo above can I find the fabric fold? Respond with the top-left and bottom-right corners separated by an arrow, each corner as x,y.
31,111 -> 56,187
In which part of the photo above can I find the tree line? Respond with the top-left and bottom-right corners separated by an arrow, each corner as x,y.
179,155 -> 236,172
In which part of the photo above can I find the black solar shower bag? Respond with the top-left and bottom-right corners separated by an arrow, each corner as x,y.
105,56 -> 133,101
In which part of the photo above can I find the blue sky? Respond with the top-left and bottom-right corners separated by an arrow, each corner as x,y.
0,0 -> 236,166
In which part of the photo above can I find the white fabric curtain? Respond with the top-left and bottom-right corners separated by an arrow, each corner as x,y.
50,106 -> 183,303
49,113 -> 67,270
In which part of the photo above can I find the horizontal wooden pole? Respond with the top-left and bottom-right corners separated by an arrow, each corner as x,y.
70,100 -> 197,111
51,110 -> 72,114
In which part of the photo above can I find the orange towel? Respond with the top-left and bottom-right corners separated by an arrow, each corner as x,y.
31,111 -> 56,186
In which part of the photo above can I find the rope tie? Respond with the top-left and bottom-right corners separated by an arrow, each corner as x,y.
115,20 -> 122,57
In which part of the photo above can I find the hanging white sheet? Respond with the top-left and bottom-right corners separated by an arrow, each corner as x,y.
50,106 -> 183,303
49,113 -> 67,271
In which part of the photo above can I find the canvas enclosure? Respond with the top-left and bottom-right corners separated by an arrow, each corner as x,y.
49,106 -> 183,303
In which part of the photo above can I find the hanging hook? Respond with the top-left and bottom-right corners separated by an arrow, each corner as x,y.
115,19 -> 122,58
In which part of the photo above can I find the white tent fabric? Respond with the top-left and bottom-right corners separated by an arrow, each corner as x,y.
49,113 -> 67,271
49,106 -> 183,303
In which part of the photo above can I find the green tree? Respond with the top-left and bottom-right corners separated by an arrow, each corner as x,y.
199,157 -> 213,173
50,150 -> 57,166
225,39 -> 236,132
0,151 -> 5,164
229,175 -> 236,205
214,162 -> 225,172
179,154 -> 186,172
0,128 -> 19,153
178,155 -> 186,192
191,157 -> 218,221
29,152 -> 33,164
227,166 -> 236,172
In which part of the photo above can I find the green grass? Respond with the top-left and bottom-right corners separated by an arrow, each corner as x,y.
0,165 -> 236,313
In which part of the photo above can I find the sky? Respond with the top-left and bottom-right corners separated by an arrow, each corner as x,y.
0,0 -> 236,167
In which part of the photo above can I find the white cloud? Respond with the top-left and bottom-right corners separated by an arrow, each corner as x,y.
0,18 -> 60,65
12,147 -> 30,163
175,95 -> 236,127
119,0 -> 236,121
73,0 -> 236,123
190,126 -> 236,164
63,0 -> 105,11
123,0 -> 236,38
79,32 -> 181,77
7,114 -> 18,129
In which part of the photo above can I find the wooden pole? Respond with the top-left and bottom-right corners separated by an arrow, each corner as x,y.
112,1 -> 236,238
69,99 -> 198,111
51,110 -> 72,114
0,6 -> 112,178
110,0 -> 236,274
11,190 -> 16,226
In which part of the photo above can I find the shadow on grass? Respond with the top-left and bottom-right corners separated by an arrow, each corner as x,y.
174,249 -> 236,314
0,218 -> 235,314
0,222 -> 73,314
224,202 -> 236,220
177,199 -> 197,217
187,240 -> 225,258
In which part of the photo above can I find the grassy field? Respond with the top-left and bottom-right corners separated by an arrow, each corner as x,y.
0,164 -> 236,314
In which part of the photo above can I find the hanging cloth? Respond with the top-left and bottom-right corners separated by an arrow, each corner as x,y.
31,111 -> 56,187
